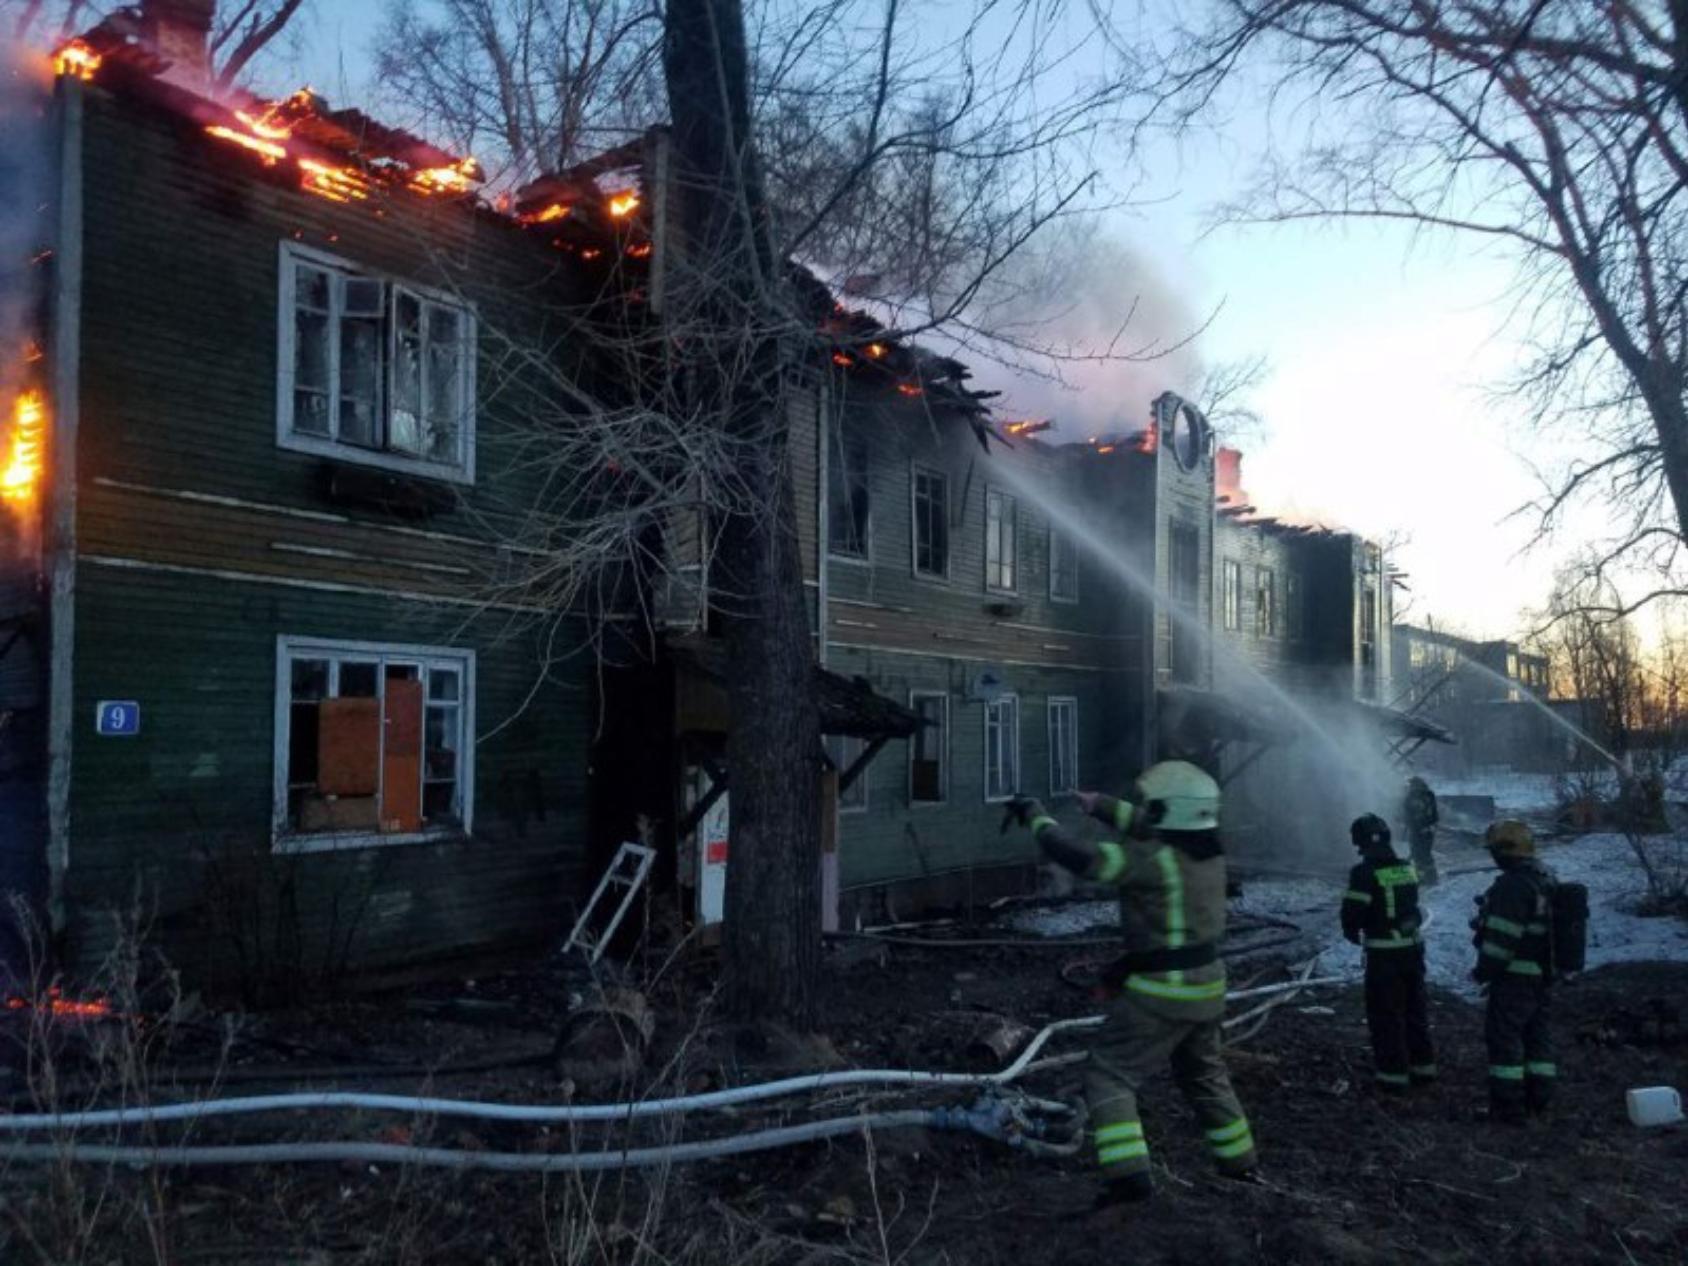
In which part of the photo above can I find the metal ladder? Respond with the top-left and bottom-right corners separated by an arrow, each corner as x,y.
563,842 -> 656,965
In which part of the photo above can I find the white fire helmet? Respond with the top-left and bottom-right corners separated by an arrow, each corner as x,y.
1134,760 -> 1221,833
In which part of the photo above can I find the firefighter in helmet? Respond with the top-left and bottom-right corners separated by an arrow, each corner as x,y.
1403,776 -> 1440,886
1342,813 -> 1436,1092
1472,819 -> 1558,1121
1006,761 -> 1257,1206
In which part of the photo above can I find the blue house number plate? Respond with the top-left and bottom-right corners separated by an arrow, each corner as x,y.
95,701 -> 140,737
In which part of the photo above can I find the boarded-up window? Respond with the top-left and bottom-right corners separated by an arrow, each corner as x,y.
909,691 -> 948,802
281,641 -> 472,840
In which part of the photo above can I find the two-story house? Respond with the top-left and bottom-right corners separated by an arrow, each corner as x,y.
0,17 -> 648,992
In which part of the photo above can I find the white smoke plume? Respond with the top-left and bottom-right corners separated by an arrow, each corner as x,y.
968,218 -> 1207,438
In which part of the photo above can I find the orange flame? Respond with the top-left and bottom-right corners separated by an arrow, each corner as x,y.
205,124 -> 287,165
832,352 -> 854,367
1003,419 -> 1052,438
411,157 -> 482,196
53,40 -> 102,81
2,390 -> 46,505
5,986 -> 112,1019
522,203 -> 571,225
866,342 -> 888,359
298,158 -> 371,203
607,192 -> 640,218
896,383 -> 923,398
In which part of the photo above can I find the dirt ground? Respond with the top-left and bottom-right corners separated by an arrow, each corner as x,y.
0,927 -> 1684,1265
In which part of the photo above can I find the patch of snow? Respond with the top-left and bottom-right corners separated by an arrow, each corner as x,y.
1433,771 -> 1565,816
996,900 -> 1116,937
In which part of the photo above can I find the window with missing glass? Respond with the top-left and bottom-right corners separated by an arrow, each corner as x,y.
1285,572 -> 1304,640
276,637 -> 472,848
909,691 -> 948,802
278,244 -> 475,481
827,416 -> 871,559
1049,529 -> 1078,602
1222,559 -> 1242,632
1048,696 -> 1078,796
985,489 -> 1017,591
826,732 -> 869,810
983,695 -> 1019,801
1255,567 -> 1276,638
912,466 -> 949,578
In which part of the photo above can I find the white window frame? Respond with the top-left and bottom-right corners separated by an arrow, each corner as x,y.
276,241 -> 478,485
910,463 -> 951,581
272,634 -> 476,854
982,693 -> 1020,803
985,488 -> 1018,593
1048,528 -> 1078,603
827,732 -> 870,812
908,689 -> 950,805
1048,696 -> 1078,796
1222,559 -> 1242,632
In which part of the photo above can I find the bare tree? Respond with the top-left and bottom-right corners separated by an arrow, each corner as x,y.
1143,1 -> 1688,616
5,0 -> 308,88
389,0 -> 1139,1023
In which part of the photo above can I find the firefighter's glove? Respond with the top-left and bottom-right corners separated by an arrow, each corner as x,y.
1001,795 -> 1043,833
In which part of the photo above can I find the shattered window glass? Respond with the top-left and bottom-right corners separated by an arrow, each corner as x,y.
284,249 -> 474,474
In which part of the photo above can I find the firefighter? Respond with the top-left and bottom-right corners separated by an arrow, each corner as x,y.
1341,813 -> 1436,1092
1403,776 -> 1440,886
1472,819 -> 1557,1122
1006,761 -> 1257,1207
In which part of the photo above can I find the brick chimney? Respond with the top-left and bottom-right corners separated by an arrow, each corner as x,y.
1216,447 -> 1246,506
142,0 -> 217,87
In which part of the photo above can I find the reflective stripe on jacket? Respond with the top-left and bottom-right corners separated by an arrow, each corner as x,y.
1475,861 -> 1555,982
1342,846 -> 1423,951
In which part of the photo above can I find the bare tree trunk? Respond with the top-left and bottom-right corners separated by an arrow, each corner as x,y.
663,0 -> 821,1025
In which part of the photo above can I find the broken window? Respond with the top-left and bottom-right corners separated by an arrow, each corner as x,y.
1285,572 -> 1304,641
1169,521 -> 1202,683
827,415 -> 871,559
279,639 -> 471,843
1048,696 -> 1077,796
1049,528 -> 1078,602
912,466 -> 949,578
281,245 -> 475,477
986,489 -> 1017,592
1255,567 -> 1276,638
826,733 -> 868,810
1222,559 -> 1242,632
983,694 -> 1019,802
909,690 -> 948,802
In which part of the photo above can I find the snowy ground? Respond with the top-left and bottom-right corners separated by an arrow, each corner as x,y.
1431,770 -> 1564,816
1256,831 -> 1688,996
998,827 -> 1688,998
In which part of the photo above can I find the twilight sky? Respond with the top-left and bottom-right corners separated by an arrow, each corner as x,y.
263,1 -> 1601,642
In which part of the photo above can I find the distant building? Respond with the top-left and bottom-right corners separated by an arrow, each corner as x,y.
1392,624 -> 1559,771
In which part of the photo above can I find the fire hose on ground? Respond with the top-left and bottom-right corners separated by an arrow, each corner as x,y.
0,976 -> 1343,1169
